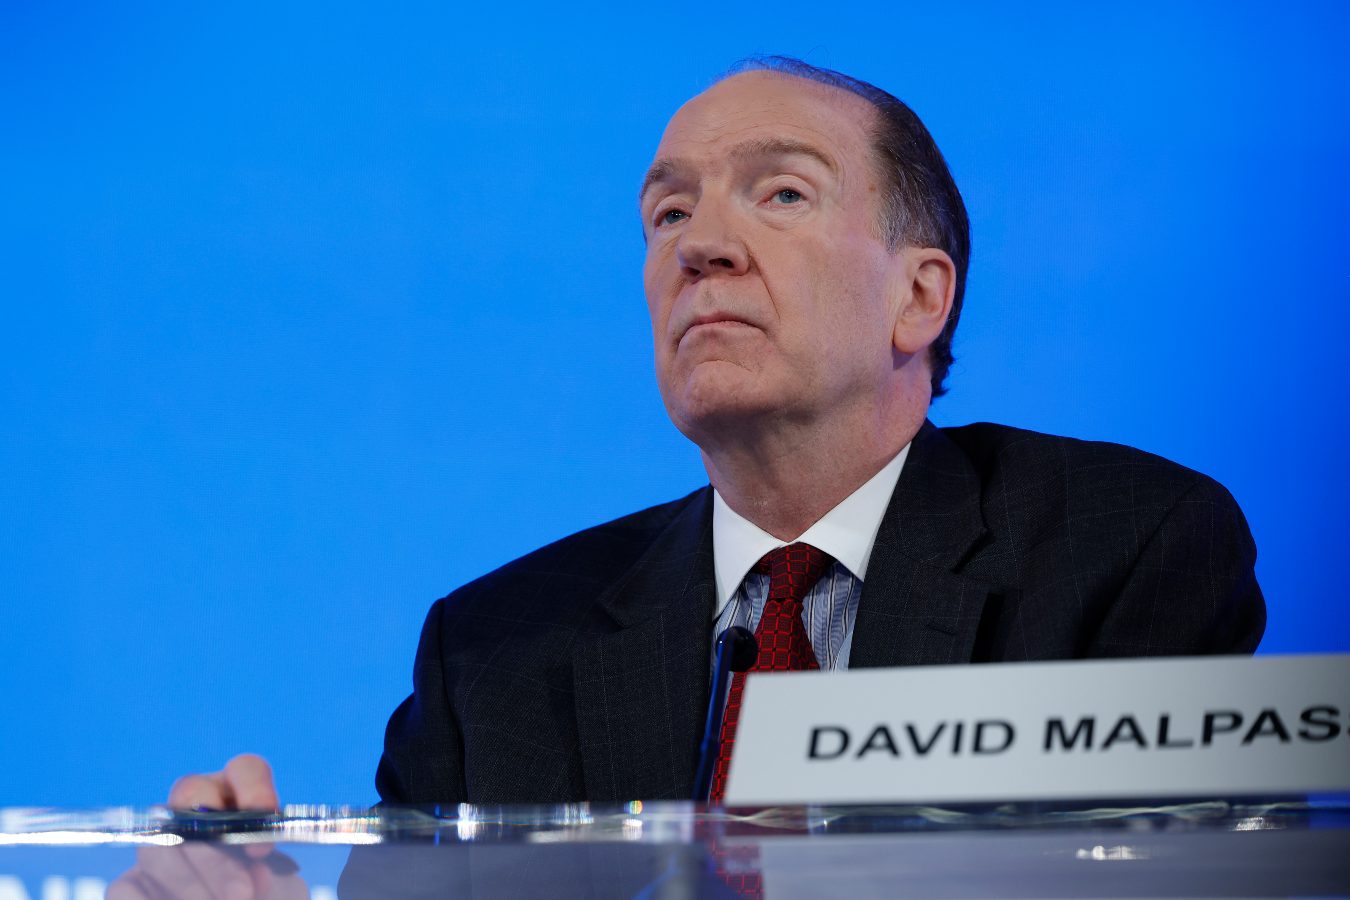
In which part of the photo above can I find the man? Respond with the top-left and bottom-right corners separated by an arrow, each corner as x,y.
167,57 -> 1264,813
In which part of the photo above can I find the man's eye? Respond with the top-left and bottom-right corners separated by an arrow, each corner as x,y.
659,209 -> 689,226
773,189 -> 803,204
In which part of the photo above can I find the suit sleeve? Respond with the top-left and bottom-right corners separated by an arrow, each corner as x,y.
375,598 -> 468,804
1089,474 -> 1266,656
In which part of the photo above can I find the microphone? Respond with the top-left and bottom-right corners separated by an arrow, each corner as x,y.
692,626 -> 757,802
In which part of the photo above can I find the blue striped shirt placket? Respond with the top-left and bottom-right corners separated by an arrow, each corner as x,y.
713,561 -> 862,671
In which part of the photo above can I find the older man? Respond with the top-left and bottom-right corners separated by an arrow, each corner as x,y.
168,58 -> 1264,814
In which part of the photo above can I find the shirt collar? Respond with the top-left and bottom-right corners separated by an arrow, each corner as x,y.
710,443 -> 911,620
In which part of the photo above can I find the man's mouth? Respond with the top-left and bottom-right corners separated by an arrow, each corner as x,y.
681,313 -> 758,343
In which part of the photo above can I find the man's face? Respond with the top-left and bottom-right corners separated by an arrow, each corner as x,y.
641,72 -> 907,446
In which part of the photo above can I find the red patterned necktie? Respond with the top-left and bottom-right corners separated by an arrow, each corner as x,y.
708,542 -> 834,803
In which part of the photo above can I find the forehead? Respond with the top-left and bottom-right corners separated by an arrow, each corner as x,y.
652,71 -> 877,173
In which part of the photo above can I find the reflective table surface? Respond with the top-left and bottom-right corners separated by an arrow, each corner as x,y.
3,796 -> 1347,898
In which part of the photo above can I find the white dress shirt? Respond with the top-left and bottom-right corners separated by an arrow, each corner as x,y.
710,443 -> 911,671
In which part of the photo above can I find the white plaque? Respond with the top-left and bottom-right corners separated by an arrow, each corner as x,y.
724,654 -> 1350,805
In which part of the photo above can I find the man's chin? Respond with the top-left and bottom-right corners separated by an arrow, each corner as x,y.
666,378 -> 782,444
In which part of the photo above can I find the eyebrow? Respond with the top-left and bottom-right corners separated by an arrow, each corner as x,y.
637,137 -> 838,206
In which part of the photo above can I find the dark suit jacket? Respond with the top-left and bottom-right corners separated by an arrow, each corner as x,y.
374,421 -> 1265,805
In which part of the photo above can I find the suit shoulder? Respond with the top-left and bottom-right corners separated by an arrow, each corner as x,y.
432,487 -> 708,623
934,423 -> 1247,542
942,421 -> 1225,492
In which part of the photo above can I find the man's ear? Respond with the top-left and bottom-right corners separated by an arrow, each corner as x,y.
892,247 -> 956,355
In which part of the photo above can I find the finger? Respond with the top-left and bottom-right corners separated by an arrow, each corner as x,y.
241,842 -> 299,867
167,772 -> 230,810
138,847 -> 238,900
224,754 -> 280,811
248,859 -> 273,897
182,843 -> 257,900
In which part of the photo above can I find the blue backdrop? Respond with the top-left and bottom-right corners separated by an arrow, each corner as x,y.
2,1 -> 1346,807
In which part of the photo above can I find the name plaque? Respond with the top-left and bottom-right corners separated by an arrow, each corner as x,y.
724,654 -> 1350,805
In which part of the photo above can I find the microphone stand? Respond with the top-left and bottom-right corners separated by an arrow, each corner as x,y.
692,626 -> 757,802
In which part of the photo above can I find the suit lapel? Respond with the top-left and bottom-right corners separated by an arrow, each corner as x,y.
569,423 -> 990,799
850,421 -> 993,669
571,489 -> 715,802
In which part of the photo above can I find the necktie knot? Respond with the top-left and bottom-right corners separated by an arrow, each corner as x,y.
752,542 -> 834,603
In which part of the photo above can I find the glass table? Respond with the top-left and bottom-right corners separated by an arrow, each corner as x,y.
2,796 -> 1347,897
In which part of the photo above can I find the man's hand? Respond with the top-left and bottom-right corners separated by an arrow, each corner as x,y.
167,753 -> 280,811
107,844 -> 308,900
107,754 -> 297,898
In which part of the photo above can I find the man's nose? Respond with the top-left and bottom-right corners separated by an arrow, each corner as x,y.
675,202 -> 749,279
